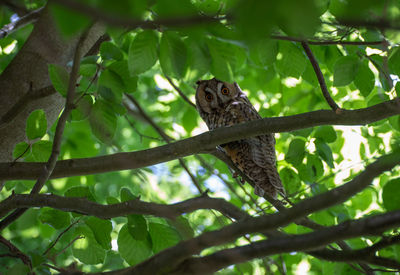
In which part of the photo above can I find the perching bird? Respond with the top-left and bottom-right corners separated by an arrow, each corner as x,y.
195,78 -> 285,198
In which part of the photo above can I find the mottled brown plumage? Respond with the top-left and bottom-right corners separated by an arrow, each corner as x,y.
195,78 -> 285,198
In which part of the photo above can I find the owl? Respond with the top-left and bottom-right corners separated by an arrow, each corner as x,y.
195,78 -> 285,198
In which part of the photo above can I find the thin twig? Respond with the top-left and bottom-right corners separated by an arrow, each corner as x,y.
43,218 -> 82,256
301,41 -> 340,112
0,7 -> 42,39
0,85 -> 56,127
0,235 -> 32,270
165,76 -> 196,108
125,94 -> 203,192
52,235 -> 84,259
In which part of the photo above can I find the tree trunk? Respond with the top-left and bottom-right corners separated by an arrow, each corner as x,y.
0,6 -> 104,161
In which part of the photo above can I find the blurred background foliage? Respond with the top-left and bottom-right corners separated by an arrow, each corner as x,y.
1,0 -> 400,274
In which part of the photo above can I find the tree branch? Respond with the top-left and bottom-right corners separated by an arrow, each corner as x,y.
0,7 -> 42,39
0,25 -> 92,230
0,85 -> 56,127
0,235 -> 32,270
118,152 -> 400,274
165,76 -> 196,108
271,34 -> 384,46
301,41 -> 340,112
124,94 -> 203,193
0,194 -> 246,221
1,99 -> 399,181
51,0 -> 221,30
170,211 -> 400,274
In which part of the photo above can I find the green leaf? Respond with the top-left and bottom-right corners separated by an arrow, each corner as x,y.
120,187 -> 138,201
181,107 -> 198,134
73,224 -> 106,265
306,153 -> 324,181
382,178 -> 400,211
128,30 -> 159,75
206,38 -> 247,82
13,142 -> 31,160
249,39 -> 278,66
26,109 -> 47,140
127,215 -> 148,240
388,47 -> 400,76
98,68 -> 125,95
185,38 -> 210,81
159,32 -> 187,78
38,208 -> 70,229
80,64 -> 97,77
149,222 -> 181,253
65,186 -> 96,202
354,62 -> 375,97
280,167 -> 301,194
48,64 -> 69,97
89,100 -> 117,144
100,41 -> 124,61
118,224 -> 152,266
315,140 -> 334,168
31,140 -> 52,162
167,216 -> 194,240
351,188 -> 373,211
333,56 -> 360,86
71,95 -> 93,121
285,138 -> 306,166
85,217 -> 112,250
314,126 -> 337,143
276,42 -> 307,78
109,61 -> 138,93
50,4 -> 90,36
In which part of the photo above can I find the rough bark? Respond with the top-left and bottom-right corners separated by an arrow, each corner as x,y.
0,6 -> 104,161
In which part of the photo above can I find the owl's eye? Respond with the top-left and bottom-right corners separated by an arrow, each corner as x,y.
205,93 -> 213,101
221,86 -> 229,95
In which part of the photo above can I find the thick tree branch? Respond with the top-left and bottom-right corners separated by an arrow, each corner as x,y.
51,0 -> 221,30
271,35 -> 384,46
301,41 -> 340,111
1,99 -> 399,180
0,85 -> 56,127
338,19 -> 400,31
170,211 -> 400,274
0,194 -> 246,221
119,152 -> 400,274
0,25 -> 92,230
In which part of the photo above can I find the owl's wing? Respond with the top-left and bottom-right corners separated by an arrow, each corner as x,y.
226,101 -> 284,195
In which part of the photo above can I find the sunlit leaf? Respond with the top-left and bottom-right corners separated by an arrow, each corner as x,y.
26,109 -> 47,140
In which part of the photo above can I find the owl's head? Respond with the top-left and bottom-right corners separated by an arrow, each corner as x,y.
195,78 -> 243,116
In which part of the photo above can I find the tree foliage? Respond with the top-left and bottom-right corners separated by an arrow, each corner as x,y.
0,0 -> 400,274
